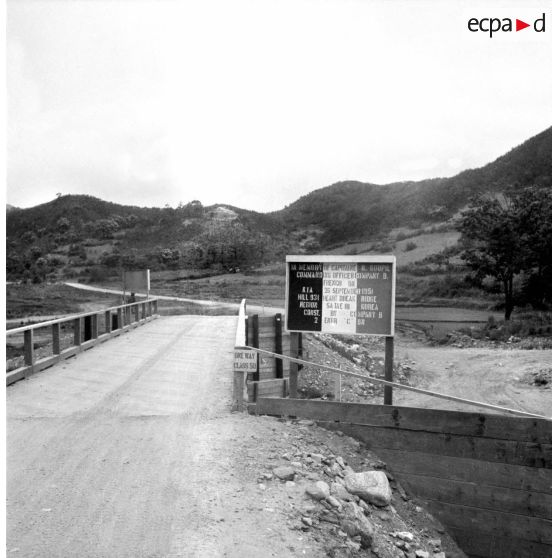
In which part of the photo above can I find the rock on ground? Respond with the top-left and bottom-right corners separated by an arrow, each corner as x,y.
345,470 -> 392,506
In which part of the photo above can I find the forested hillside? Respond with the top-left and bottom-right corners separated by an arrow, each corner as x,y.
6,196 -> 288,282
6,127 -> 551,291
276,127 -> 551,244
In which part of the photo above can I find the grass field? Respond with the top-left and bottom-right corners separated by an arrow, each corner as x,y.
6,283 -> 118,320
391,231 -> 460,265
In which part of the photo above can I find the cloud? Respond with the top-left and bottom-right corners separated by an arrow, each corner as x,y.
6,0 -> 552,211
401,157 -> 441,174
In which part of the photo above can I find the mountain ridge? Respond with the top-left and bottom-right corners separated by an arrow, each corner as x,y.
6,127 -> 551,281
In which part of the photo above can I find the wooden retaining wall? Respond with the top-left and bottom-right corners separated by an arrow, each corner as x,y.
256,398 -> 552,558
245,314 -> 301,401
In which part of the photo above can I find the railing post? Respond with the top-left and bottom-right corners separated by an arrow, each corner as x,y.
232,299 -> 248,412
252,315 -> 259,381
154,299 -> 158,314
134,304 -> 139,322
84,315 -> 92,341
274,313 -> 283,379
233,349 -> 245,412
91,314 -> 99,339
74,318 -> 82,347
52,323 -> 61,355
24,329 -> 34,377
289,332 -> 299,398
117,308 -> 123,329
105,310 -> 111,334
384,336 -> 394,405
141,302 -> 146,320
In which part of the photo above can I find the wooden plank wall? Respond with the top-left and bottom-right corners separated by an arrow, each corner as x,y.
245,314 -> 293,401
255,398 -> 552,558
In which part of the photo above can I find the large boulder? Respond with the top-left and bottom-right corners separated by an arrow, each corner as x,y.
344,470 -> 392,507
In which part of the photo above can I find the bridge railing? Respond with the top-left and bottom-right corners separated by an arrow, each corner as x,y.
6,298 -> 159,386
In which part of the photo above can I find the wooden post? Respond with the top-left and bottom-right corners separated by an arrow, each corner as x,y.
91,314 -> 98,339
289,332 -> 299,398
24,329 -> 34,376
83,315 -> 92,341
233,366 -> 245,411
274,313 -> 283,378
105,310 -> 111,334
74,318 -> 82,346
384,336 -> 394,405
52,323 -> 61,355
117,308 -> 123,329
134,304 -> 139,322
252,315 -> 259,381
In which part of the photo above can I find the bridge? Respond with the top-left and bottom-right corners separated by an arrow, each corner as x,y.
7,308 -> 297,557
6,299 -> 551,558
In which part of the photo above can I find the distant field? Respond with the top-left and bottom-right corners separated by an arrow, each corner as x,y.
6,283 -> 118,320
396,306 -> 491,338
390,231 -> 460,265
320,231 -> 460,266
323,241 -> 374,255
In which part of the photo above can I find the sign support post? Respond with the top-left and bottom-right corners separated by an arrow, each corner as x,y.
289,333 -> 299,398
384,336 -> 394,405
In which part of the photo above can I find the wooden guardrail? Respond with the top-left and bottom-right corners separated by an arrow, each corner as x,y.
256,398 -> 552,558
6,298 -> 159,386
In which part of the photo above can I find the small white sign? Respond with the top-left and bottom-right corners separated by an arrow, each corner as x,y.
234,349 -> 258,372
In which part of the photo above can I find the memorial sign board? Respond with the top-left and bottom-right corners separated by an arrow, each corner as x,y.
285,255 -> 395,336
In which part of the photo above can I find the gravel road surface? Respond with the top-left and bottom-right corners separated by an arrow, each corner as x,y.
6,316 -> 323,557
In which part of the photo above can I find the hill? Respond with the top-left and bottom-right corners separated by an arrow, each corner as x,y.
5,127 -> 551,284
275,127 -> 551,244
6,194 -> 289,282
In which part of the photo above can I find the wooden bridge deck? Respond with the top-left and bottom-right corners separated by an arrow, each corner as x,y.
6,315 -> 238,557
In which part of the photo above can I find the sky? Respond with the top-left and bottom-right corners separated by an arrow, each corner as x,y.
6,0 -> 552,212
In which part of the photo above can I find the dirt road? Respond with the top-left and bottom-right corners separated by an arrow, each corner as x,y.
393,340 -> 552,417
6,316 -> 325,557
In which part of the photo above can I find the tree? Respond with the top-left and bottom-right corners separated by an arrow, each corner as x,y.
458,187 -> 551,320
56,217 -> 71,234
93,218 -> 119,239
514,186 -> 551,307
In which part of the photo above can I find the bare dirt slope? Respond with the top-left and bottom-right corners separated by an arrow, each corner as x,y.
393,339 -> 552,417
302,329 -> 551,419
